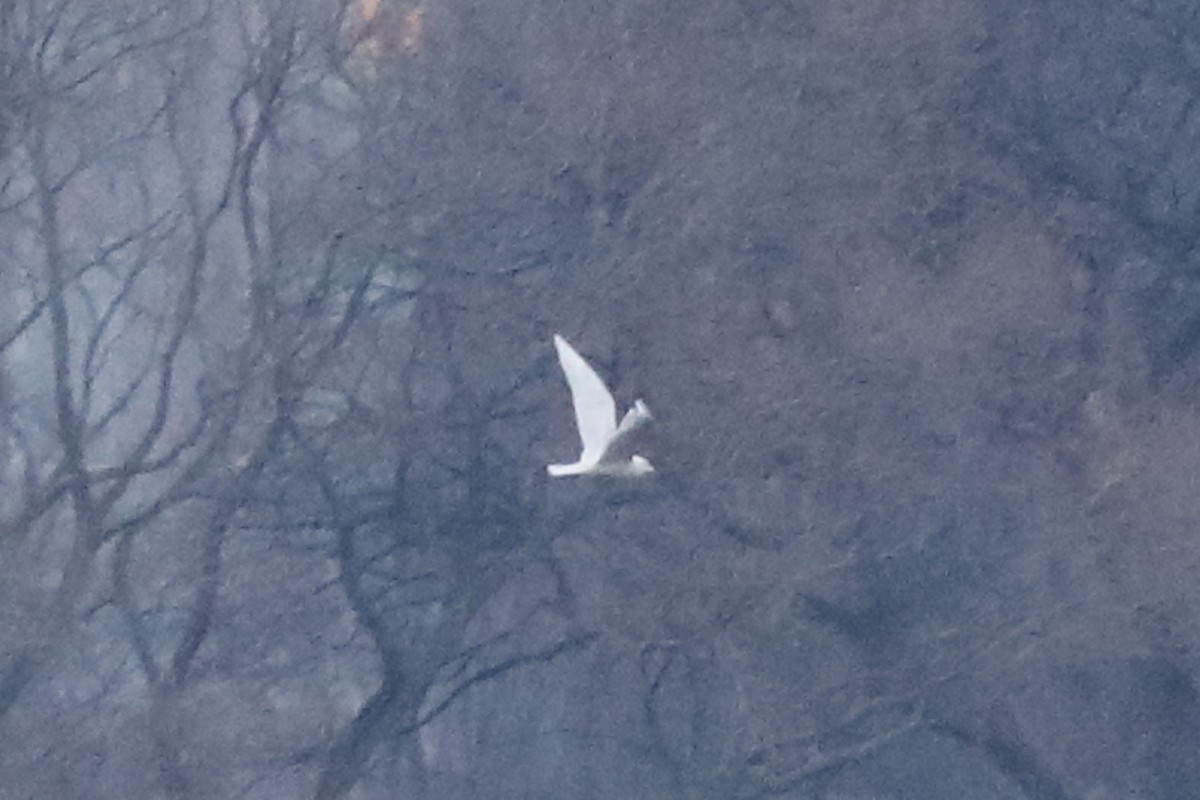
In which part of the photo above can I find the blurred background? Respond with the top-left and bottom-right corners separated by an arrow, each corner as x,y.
2,1 -> 1199,797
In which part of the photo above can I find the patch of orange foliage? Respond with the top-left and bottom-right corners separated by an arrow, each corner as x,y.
341,0 -> 426,76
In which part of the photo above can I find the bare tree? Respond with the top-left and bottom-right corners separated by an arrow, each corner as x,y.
2,1 -> 1198,798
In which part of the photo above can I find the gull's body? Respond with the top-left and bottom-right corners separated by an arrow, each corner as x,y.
547,334 -> 654,477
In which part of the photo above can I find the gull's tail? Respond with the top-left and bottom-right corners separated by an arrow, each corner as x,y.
547,462 -> 590,477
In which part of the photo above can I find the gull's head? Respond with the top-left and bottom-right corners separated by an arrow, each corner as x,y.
629,455 -> 655,475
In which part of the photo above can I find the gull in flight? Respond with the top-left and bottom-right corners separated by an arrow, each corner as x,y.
547,334 -> 654,477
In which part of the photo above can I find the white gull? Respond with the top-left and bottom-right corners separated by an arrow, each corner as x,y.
547,334 -> 654,477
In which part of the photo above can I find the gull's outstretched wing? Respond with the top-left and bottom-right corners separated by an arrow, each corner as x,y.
599,399 -> 653,464
553,334 -> 617,462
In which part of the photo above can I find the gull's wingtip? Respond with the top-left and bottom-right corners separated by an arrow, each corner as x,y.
551,333 -> 574,360
633,399 -> 653,420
